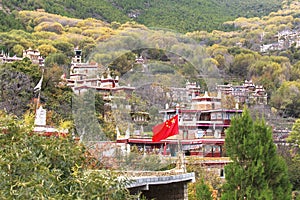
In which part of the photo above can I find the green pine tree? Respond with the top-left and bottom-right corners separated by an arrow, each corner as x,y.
221,108 -> 292,200
196,179 -> 213,200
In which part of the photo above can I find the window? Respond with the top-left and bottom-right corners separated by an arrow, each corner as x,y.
217,113 -> 222,119
196,130 -> 204,138
220,169 -> 225,178
183,130 -> 188,139
211,113 -> 216,119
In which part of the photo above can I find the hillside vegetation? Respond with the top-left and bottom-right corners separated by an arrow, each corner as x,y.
1,0 -> 129,23
2,0 -> 283,32
1,1 -> 300,195
109,0 -> 283,32
0,1 -> 300,120
0,10 -> 24,31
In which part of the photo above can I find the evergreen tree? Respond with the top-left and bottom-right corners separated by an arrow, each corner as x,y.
196,179 -> 213,200
222,108 -> 292,200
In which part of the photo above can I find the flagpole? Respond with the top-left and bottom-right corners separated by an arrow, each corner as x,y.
37,88 -> 41,109
176,104 -> 186,172
36,83 -> 41,111
34,69 -> 44,112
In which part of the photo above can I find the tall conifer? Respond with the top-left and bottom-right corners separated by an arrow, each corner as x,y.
222,108 -> 291,199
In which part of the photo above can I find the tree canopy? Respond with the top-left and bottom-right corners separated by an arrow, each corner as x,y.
222,108 -> 292,199
271,81 -> 300,118
2,0 -> 282,33
285,119 -> 300,191
0,111 -> 133,199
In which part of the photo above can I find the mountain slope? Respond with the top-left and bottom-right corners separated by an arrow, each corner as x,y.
2,0 -> 283,32
0,10 -> 24,31
109,0 -> 283,32
1,0 -> 130,23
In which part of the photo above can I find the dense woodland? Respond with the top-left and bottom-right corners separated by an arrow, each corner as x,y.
0,1 -> 300,119
108,0 -> 283,32
1,0 -> 283,32
1,0 -> 300,198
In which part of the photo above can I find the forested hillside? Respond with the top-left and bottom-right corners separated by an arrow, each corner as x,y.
2,0 -> 283,32
1,0 -> 300,196
1,0 -> 130,23
108,0 -> 283,32
1,1 -> 300,120
0,11 -> 24,31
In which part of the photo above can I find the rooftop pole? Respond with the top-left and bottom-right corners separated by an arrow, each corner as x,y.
176,103 -> 186,172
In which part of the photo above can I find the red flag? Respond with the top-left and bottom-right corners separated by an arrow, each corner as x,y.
152,115 -> 179,142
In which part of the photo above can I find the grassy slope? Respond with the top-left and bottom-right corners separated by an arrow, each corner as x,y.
2,0 -> 282,33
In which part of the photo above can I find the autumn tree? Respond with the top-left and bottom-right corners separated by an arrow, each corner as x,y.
288,119 -> 300,146
187,158 -> 222,200
249,56 -> 292,96
221,94 -> 237,109
270,81 -> 300,118
286,119 -> 300,191
290,64 -> 300,84
12,44 -> 25,57
222,108 -> 291,199
206,44 -> 233,71
38,44 -> 57,57
0,111 -> 134,199
230,52 -> 258,78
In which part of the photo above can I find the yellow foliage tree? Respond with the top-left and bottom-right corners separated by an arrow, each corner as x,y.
38,44 -> 57,57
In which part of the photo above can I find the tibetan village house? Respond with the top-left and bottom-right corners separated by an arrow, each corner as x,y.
67,49 -> 135,98
117,90 -> 242,159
